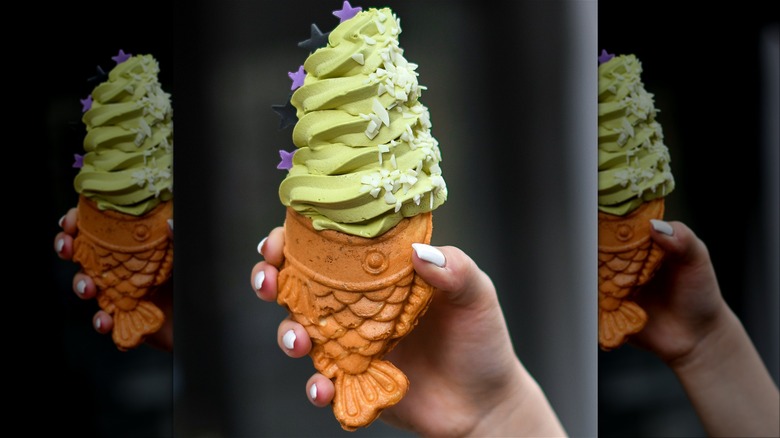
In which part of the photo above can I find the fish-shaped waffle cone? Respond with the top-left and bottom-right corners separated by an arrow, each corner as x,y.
73,194 -> 173,350
598,197 -> 665,350
278,207 -> 434,430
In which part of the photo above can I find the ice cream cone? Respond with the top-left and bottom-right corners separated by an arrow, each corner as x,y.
598,197 -> 665,350
278,207 -> 434,430
73,194 -> 173,350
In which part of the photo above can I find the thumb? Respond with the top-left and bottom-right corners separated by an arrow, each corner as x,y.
411,243 -> 496,308
650,220 -> 712,268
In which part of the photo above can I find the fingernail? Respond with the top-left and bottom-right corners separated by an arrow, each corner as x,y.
412,243 -> 446,267
76,280 -> 86,295
94,318 -> 102,331
257,237 -> 268,256
58,215 -> 65,228
310,383 -> 318,401
56,238 -> 65,253
254,270 -> 266,291
650,219 -> 674,236
283,329 -> 296,350
167,219 -> 174,232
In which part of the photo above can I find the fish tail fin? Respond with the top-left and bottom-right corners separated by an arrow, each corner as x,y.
111,300 -> 165,350
599,300 -> 647,350
332,360 -> 409,431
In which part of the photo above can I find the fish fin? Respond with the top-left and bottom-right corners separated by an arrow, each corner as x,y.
332,360 -> 409,431
393,275 -> 434,339
111,300 -> 165,350
599,300 -> 647,350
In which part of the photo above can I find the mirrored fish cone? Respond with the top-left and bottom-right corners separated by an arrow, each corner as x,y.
72,195 -> 173,350
598,198 -> 665,350
278,207 -> 434,430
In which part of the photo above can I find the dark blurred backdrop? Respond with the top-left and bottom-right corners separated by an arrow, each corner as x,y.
598,2 -> 779,437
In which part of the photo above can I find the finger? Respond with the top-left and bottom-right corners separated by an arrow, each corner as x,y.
93,311 -> 113,335
277,319 -> 312,358
54,231 -> 74,260
61,208 -> 79,235
251,262 -> 279,302
411,243 -> 496,307
650,220 -> 712,267
167,218 -> 174,240
257,227 -> 285,268
306,373 -> 335,407
72,273 -> 96,300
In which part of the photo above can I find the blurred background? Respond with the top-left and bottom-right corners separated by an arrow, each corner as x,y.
31,0 -> 174,436
598,2 -> 779,437
174,0 -> 596,436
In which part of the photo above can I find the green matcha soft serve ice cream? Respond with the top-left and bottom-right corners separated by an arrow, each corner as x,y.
278,7 -> 446,238
75,53 -> 173,216
598,53 -> 673,216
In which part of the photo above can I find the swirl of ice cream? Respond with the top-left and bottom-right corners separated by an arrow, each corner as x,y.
279,7 -> 447,238
75,54 -> 173,216
598,54 -> 673,216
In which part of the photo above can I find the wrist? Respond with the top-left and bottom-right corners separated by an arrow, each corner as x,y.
469,359 -> 566,437
666,301 -> 736,377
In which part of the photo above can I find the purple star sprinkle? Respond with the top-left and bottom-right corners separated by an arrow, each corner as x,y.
333,1 -> 361,23
277,149 -> 296,170
80,95 -> 93,112
288,65 -> 306,90
598,49 -> 615,65
73,154 -> 84,169
112,49 -> 132,64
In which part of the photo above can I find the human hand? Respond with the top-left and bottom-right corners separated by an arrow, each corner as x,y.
634,220 -> 779,437
54,207 -> 174,352
630,220 -> 727,366
252,228 -> 565,437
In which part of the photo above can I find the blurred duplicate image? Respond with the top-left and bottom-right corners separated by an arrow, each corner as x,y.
598,2 -> 779,437
39,0 -> 174,435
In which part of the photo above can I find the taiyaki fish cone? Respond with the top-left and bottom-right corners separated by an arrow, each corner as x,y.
598,197 -> 665,350
278,207 -> 434,430
73,195 -> 173,350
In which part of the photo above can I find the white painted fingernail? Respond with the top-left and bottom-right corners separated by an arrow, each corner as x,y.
310,383 -> 318,400
58,215 -> 65,228
283,329 -> 296,350
257,237 -> 268,256
56,238 -> 65,253
650,219 -> 674,236
94,318 -> 102,330
412,243 -> 446,267
167,219 -> 174,232
76,280 -> 86,295
254,270 -> 265,290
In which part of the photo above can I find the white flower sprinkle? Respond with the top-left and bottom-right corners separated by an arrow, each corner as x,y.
365,120 -> 379,140
372,99 -> 390,126
351,53 -> 365,65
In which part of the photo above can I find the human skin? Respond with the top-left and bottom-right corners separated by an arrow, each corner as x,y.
634,220 -> 779,438
252,228 -> 566,437
54,207 -> 173,352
